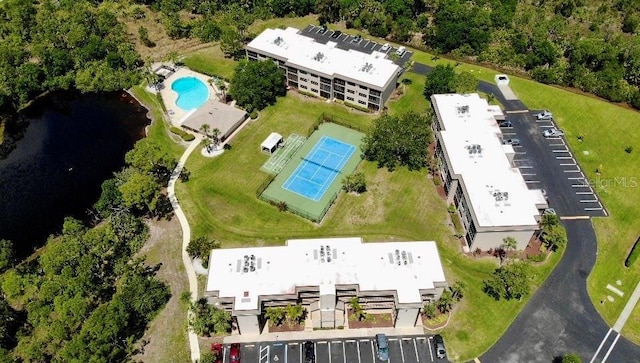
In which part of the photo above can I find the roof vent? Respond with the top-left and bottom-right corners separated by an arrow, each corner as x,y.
457,105 -> 470,114
274,36 -> 283,46
313,52 -> 325,62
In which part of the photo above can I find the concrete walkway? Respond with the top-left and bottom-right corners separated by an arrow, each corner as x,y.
168,138 -> 202,362
613,281 -> 640,332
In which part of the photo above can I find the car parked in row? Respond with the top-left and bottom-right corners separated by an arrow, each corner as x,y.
229,343 -> 241,363
503,138 -> 521,146
543,127 -> 564,137
211,343 -> 223,363
434,334 -> 447,359
375,333 -> 389,361
535,110 -> 553,120
498,120 -> 513,127
304,340 -> 315,363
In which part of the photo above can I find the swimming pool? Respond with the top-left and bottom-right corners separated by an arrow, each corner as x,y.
171,77 -> 209,111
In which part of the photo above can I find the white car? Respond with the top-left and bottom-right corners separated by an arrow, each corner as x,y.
543,128 -> 564,137
536,110 -> 553,120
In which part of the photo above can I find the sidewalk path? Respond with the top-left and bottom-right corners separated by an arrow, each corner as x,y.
613,280 -> 640,332
168,138 -> 201,362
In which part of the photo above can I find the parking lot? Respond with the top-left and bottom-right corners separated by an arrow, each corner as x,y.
217,335 -> 449,363
299,25 -> 413,68
502,110 -> 606,217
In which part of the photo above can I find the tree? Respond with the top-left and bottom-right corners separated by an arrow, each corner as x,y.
483,261 -> 531,301
214,78 -> 227,101
219,27 -> 244,59
285,304 -> 305,324
265,307 -> 286,326
118,169 -> 161,213
349,297 -> 367,321
93,178 -> 123,217
449,281 -> 465,302
422,302 -> 437,319
452,71 -> 478,94
0,239 -> 14,273
423,65 -> 457,99
542,225 -> 568,252
228,60 -> 285,112
436,289 -> 453,313
189,298 -> 232,336
342,172 -> 367,193
502,237 -> 518,253
187,237 -> 221,267
125,140 -> 176,184
562,352 -> 582,363
362,111 -> 433,171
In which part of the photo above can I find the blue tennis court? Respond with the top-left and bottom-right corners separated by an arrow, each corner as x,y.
282,136 -> 356,201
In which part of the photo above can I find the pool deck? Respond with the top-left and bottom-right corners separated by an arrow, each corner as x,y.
157,66 -> 223,126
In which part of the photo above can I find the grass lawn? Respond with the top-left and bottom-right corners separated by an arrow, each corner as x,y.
182,46 -> 238,80
174,80 -> 562,360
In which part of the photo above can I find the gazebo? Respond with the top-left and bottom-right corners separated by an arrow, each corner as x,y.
261,132 -> 284,154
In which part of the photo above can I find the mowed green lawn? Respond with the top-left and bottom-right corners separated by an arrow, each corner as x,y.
172,59 -> 564,360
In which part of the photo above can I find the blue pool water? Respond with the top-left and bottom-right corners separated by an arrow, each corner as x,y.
171,77 -> 209,110
282,136 -> 356,201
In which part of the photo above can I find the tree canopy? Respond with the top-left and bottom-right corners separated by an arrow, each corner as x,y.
423,65 -> 479,99
483,261 -> 531,301
228,60 -> 286,112
362,111 -> 433,171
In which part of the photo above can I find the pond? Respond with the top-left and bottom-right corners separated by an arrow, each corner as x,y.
0,91 -> 150,257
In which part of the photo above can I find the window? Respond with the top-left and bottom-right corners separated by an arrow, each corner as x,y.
335,85 -> 344,93
310,73 -> 318,78
299,70 -> 308,75
300,84 -> 308,89
321,84 -> 331,92
346,96 -> 355,101
347,81 -> 355,86
370,89 -> 381,97
310,80 -> 319,86
358,100 -> 366,105
347,89 -> 355,94
359,85 -> 368,90
334,78 -> 345,86
300,77 -> 308,82
368,95 -> 380,103
311,88 -> 318,93
358,92 -> 367,97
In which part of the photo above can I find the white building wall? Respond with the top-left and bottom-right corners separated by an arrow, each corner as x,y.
472,229 -> 536,251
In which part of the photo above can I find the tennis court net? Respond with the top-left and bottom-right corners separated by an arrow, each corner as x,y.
301,156 -> 344,174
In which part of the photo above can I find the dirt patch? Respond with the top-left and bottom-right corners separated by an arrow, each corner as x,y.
347,312 -> 395,329
345,169 -> 389,225
132,218 -> 190,363
268,321 -> 305,333
421,311 -> 450,330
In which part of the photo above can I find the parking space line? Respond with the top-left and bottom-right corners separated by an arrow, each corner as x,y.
585,207 -> 603,211
413,339 -> 420,362
568,177 -> 585,180
572,184 -> 590,187
564,170 -> 581,173
580,199 -> 599,203
539,125 -> 555,128
328,341 -> 332,363
525,180 -> 541,183
552,150 -> 570,153
521,173 -> 536,176
560,163 -> 576,166
343,341 -> 347,363
556,156 -> 573,159
359,339 -> 369,342
428,337 -> 434,361
546,136 -> 562,140
518,165 -> 534,169
357,341 -> 362,363
548,143 -> 565,146
502,132 -> 516,136
399,340 -> 405,363
576,192 -> 593,195
515,152 -> 527,155
371,342 -> 375,363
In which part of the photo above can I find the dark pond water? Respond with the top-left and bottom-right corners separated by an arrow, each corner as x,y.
0,91 -> 150,257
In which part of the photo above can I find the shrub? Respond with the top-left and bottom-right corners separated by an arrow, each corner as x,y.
250,110 -> 258,119
170,127 -> 195,141
625,146 -> 633,154
342,172 -> 367,193
344,101 -> 370,113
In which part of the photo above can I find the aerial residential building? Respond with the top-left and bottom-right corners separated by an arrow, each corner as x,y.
204,237 -> 447,335
430,93 -> 548,251
245,27 -> 402,112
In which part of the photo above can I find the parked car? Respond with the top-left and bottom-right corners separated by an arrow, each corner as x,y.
331,30 -> 342,39
381,43 -> 390,52
498,120 -> 513,127
503,138 -> 521,146
543,127 -> 564,137
395,46 -> 406,56
211,343 -> 223,363
535,110 -> 553,120
229,343 -> 241,363
304,341 -> 315,363
375,333 -> 389,361
433,334 -> 447,359
351,34 -> 362,43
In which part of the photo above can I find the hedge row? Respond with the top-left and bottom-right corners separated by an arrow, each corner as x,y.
170,127 -> 195,141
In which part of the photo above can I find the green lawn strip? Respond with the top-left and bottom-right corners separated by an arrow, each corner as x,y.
387,72 -> 430,115
622,299 -> 640,345
182,46 -> 238,80
130,85 -> 185,159
505,76 -> 640,330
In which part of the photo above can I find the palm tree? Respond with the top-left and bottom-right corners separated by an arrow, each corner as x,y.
502,236 -> 518,254
211,128 -> 222,150
214,78 -> 227,101
199,124 -> 212,151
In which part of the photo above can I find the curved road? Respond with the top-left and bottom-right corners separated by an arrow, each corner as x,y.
410,63 -> 640,362
167,139 -> 201,362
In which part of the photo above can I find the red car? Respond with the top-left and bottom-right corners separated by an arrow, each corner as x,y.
211,343 -> 223,363
230,343 -> 241,363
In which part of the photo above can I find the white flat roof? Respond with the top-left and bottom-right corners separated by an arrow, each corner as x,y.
261,132 -> 283,150
432,93 -> 541,228
206,238 -> 446,311
246,28 -> 401,89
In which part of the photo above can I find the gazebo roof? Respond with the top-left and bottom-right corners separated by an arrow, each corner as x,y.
261,132 -> 283,150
